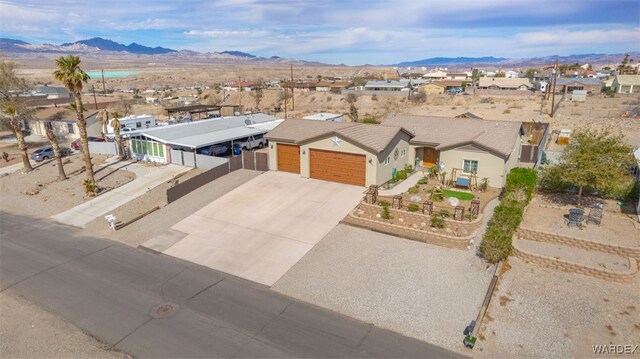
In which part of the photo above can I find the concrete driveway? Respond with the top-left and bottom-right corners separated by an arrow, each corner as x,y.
148,171 -> 365,286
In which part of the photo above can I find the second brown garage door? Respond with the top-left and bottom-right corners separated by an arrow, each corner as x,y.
310,149 -> 366,186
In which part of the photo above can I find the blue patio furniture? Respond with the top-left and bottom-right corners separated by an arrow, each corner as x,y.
455,177 -> 470,187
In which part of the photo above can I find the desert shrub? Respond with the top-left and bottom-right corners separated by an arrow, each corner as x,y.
60,147 -> 73,157
411,92 -> 427,103
309,96 -> 316,102
407,204 -> 420,212
404,164 -> 413,174
408,185 -> 420,194
430,213 -> 446,228
381,205 -> 392,220
83,179 -> 98,197
438,209 -> 450,218
503,109 -> 511,114
431,189 -> 444,202
371,94 -> 378,101
417,176 -> 429,185
361,116 -> 380,124
378,200 -> 390,207
346,93 -> 358,104
326,96 -> 332,102
480,177 -> 489,191
395,170 -> 407,180
480,97 -> 493,103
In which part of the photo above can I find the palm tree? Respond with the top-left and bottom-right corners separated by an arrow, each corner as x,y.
52,55 -> 96,186
110,112 -> 124,160
45,128 -> 67,180
97,109 -> 109,136
4,103 -> 33,172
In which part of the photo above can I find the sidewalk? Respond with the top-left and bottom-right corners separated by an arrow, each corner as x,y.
52,161 -> 190,228
0,163 -> 24,176
378,170 -> 427,196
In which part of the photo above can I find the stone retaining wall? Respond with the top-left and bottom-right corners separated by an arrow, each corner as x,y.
343,212 -> 472,250
512,241 -> 638,283
517,227 -> 640,259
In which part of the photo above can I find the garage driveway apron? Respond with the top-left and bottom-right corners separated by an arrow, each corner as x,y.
150,171 -> 365,286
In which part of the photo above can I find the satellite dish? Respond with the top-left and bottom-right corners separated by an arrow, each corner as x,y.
244,118 -> 251,125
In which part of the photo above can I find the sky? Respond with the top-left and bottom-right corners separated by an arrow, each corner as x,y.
1,0 -> 639,65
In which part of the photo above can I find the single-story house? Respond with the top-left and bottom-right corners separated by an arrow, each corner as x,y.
612,75 -> 640,94
32,86 -> 71,99
422,71 -> 448,80
478,77 -> 532,90
364,80 -> 409,92
382,71 -> 400,80
302,113 -> 343,122
418,81 -> 467,94
447,73 -> 469,80
554,77 -> 602,94
128,113 -> 279,163
282,82 -> 317,92
28,107 -> 100,138
455,112 -> 483,119
315,81 -> 352,92
265,115 -> 523,188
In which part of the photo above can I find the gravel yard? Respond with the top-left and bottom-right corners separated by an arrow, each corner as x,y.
475,257 -> 640,358
82,169 -> 261,247
0,154 -> 135,218
272,224 -> 494,355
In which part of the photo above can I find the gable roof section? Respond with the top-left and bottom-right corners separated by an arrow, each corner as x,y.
614,75 -> 640,86
478,77 -> 531,89
382,114 -> 522,158
265,119 -> 413,154
555,77 -> 602,86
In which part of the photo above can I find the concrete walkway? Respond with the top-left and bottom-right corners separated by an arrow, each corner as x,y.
52,161 -> 190,228
378,170 -> 428,196
0,162 -> 25,176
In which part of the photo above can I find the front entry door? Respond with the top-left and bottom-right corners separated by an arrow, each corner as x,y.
423,147 -> 440,166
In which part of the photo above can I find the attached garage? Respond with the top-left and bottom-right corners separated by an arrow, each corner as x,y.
277,144 -> 300,173
310,149 -> 366,186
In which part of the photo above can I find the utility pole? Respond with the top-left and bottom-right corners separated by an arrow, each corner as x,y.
283,88 -> 288,119
91,85 -> 98,110
101,69 -> 106,95
238,76 -> 242,108
290,64 -> 295,111
550,59 -> 558,118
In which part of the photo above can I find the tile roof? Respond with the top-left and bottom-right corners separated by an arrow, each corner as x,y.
555,77 -> 602,86
615,75 -> 640,86
31,107 -> 97,122
265,119 -> 413,153
382,114 -> 522,158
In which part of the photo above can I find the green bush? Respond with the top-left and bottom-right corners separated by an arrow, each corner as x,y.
395,170 -> 407,180
438,209 -> 450,218
404,164 -> 413,174
479,167 -> 537,264
408,185 -> 420,194
381,205 -> 393,220
431,214 -> 445,228
407,204 -> 420,212
417,176 -> 429,185
378,200 -> 390,207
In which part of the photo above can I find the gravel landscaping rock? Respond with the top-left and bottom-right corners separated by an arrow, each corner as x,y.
273,224 -> 494,354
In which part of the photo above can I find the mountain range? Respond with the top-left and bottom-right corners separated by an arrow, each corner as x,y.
1,37 -> 636,67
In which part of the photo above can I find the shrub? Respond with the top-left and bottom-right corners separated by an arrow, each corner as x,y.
378,200 -> 390,207
361,116 -> 380,124
408,185 -> 420,194
346,93 -> 358,104
395,170 -> 407,180
431,189 -> 444,202
83,179 -> 97,197
438,209 -> 450,218
404,164 -> 413,174
431,213 -> 446,228
417,176 -> 429,185
371,94 -> 378,101
407,204 -> 420,212
480,177 -> 489,191
411,92 -> 427,103
381,205 -> 393,220
505,168 -> 537,201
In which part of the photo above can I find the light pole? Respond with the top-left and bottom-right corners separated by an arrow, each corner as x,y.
550,65 -> 558,118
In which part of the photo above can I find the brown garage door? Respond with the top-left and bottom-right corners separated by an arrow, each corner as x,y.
310,149 -> 366,186
277,144 -> 300,173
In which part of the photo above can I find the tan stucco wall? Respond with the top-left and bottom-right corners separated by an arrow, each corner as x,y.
438,145 -> 507,188
419,84 -> 445,94
503,135 -> 522,183
268,131 -> 412,187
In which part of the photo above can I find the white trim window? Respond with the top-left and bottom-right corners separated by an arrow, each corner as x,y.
385,156 -> 391,165
401,149 -> 406,157
463,159 -> 478,173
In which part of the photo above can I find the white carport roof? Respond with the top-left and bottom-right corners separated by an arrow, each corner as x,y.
136,114 -> 280,148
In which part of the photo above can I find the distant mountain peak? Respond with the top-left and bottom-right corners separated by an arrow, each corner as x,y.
60,37 -> 177,55
219,50 -> 256,58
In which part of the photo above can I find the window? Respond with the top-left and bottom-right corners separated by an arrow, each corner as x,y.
384,156 -> 391,165
463,159 -> 479,173
136,122 -> 142,128
401,149 -> 406,157
67,123 -> 74,134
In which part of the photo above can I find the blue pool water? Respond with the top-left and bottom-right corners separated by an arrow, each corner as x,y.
86,71 -> 140,79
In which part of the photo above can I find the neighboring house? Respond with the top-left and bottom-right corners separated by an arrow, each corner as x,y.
266,115 -> 523,188
315,81 -> 352,92
612,75 -> 640,94
382,70 -> 400,80
422,71 -> 448,80
128,113 -> 279,163
302,113 -> 343,122
478,77 -> 532,90
364,80 -> 409,92
282,82 -> 317,92
503,70 -> 520,78
553,78 -> 603,94
32,86 -> 71,99
455,112 -> 483,119
418,80 -> 466,94
29,107 -> 99,138
446,73 -> 468,80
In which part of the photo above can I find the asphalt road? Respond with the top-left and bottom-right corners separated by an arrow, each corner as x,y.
0,211 -> 463,358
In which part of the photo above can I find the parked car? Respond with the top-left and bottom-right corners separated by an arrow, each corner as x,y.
31,146 -> 54,161
71,136 -> 105,150
198,142 -> 230,156
232,134 -> 267,151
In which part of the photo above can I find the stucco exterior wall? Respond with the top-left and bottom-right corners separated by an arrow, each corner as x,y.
438,145 -> 507,188
503,135 -> 522,182
374,132 -> 412,185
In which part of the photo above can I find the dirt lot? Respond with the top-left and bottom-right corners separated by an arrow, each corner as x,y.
0,154 -> 135,218
523,194 -> 640,247
475,257 -> 640,358
0,133 -> 50,169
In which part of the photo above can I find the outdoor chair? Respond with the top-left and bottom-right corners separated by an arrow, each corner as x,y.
566,208 -> 585,228
586,203 -> 604,226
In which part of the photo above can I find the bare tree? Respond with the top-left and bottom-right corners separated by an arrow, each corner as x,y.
250,80 -> 265,110
45,128 -> 67,180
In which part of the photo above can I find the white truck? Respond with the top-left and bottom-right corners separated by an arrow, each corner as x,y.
106,114 -> 156,134
232,133 -> 268,151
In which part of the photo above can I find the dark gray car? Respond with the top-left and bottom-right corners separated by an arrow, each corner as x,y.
31,146 -> 54,161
